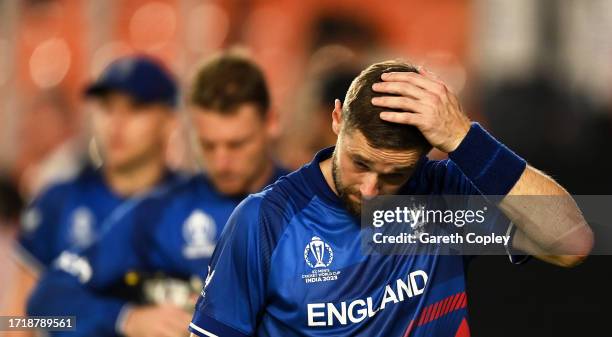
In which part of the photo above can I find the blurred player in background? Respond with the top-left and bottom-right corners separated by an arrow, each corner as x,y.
188,61 -> 592,337
27,52 -> 287,337
7,55 -> 181,334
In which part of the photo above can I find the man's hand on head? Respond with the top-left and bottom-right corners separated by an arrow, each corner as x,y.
370,70 -> 471,153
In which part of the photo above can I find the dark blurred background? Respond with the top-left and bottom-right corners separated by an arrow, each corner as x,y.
1,1 -> 611,336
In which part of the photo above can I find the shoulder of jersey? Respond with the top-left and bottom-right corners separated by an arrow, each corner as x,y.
33,164 -> 98,201
245,168 -> 316,223
162,172 -> 208,194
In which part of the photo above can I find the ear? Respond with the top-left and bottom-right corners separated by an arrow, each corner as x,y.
332,99 -> 343,135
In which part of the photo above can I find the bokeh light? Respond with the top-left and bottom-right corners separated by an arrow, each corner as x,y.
186,3 -> 230,54
29,38 -> 71,88
129,1 -> 177,51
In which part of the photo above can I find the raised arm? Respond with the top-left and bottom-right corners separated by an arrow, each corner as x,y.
371,70 -> 593,267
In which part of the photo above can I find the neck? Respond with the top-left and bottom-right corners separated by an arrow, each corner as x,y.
320,158 -> 338,195
246,157 -> 275,194
103,159 -> 166,197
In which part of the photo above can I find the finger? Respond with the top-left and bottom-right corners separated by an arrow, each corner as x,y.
371,96 -> 429,113
371,81 -> 431,101
382,72 -> 447,95
379,111 -> 423,126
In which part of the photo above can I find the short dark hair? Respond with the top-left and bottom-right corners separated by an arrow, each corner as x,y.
343,60 -> 431,152
189,52 -> 270,116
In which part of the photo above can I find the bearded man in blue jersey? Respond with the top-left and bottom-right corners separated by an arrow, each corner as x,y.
188,60 -> 593,337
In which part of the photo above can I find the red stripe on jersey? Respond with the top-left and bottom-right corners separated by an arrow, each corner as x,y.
459,292 -> 467,309
402,319 -> 415,337
454,318 -> 471,337
432,300 -> 444,322
440,296 -> 452,317
416,291 -> 469,328
420,303 -> 434,325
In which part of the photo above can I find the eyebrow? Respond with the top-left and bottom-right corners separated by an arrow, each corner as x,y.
350,153 -> 415,174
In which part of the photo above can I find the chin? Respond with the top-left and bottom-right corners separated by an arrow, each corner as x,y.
214,182 -> 246,196
105,159 -> 129,171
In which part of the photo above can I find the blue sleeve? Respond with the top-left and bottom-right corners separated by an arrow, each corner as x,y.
189,196 -> 267,337
17,185 -> 67,268
27,252 -> 130,337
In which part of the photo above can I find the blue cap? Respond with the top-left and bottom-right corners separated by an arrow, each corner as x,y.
85,55 -> 178,108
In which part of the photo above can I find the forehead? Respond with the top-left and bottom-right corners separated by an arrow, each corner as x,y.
190,104 -> 264,140
91,92 -> 169,114
341,129 -> 423,168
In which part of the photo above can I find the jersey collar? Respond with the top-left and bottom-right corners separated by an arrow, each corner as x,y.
304,146 -> 343,208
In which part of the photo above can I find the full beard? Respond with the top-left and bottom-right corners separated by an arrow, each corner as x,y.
331,152 -> 362,217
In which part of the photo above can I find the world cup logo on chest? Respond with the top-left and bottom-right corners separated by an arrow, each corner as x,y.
304,236 -> 333,268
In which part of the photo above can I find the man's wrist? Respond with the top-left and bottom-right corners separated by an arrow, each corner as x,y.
448,122 -> 526,195
444,121 -> 471,153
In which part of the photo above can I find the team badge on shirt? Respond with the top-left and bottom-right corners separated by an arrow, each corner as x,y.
183,210 -> 217,259
70,207 -> 94,248
302,236 -> 341,284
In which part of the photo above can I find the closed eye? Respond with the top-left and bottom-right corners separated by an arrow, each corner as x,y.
353,160 -> 369,171
380,173 -> 407,184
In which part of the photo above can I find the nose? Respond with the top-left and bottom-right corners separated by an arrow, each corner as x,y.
360,173 -> 380,199
107,106 -> 128,131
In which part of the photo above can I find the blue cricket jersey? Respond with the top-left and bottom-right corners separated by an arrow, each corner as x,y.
16,165 -> 179,269
190,140 -> 526,337
27,167 -> 288,337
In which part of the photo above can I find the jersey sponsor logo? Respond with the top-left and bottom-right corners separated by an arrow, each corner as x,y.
306,269 -> 428,327
70,207 -> 94,248
302,236 -> 341,284
183,210 -> 216,259
55,251 -> 93,283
